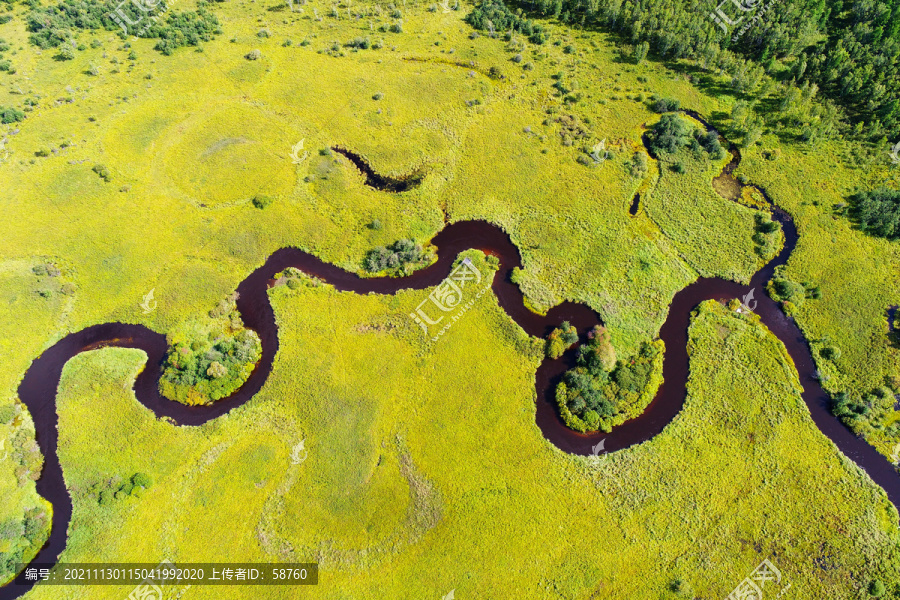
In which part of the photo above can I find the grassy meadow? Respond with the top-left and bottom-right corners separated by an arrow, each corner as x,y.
0,0 -> 898,595
20,290 -> 900,599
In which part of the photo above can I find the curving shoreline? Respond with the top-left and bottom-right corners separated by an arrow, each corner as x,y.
4,112 -> 900,599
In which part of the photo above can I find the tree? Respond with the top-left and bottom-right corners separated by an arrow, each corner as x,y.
580,325 -> 616,371
206,361 -> 228,379
647,113 -> 692,154
56,44 -> 75,60
634,41 -> 649,64
742,125 -> 763,148
851,188 -> 900,239
546,321 -> 579,358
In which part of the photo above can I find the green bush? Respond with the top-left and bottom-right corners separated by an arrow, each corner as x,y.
26,0 -> 220,54
131,472 -> 152,489
0,404 -> 15,424
251,194 -> 272,209
629,152 -> 648,178
348,36 -> 370,49
869,579 -> 885,597
160,296 -> 263,405
652,98 -> 680,113
55,44 -> 75,60
647,113 -> 692,154
465,0 -> 546,44
851,188 -> 900,240
769,276 -> 805,303
545,321 -> 578,358
92,163 -> 112,181
556,337 -> 662,433
364,239 -> 429,273
160,328 -> 262,404
0,106 -> 24,124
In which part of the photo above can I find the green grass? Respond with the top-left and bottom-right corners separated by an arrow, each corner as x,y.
19,284 -> 900,598
643,140 -> 775,283
0,0 -> 898,593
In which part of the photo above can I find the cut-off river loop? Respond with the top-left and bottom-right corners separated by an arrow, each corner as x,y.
3,110 -> 899,599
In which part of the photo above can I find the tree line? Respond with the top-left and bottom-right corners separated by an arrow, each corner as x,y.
481,0 -> 900,140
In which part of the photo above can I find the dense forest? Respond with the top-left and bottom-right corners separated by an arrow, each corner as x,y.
469,0 -> 900,140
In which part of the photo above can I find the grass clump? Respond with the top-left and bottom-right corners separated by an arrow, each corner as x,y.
92,163 -> 112,182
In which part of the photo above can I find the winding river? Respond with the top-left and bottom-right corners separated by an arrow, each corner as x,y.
3,111 -> 899,599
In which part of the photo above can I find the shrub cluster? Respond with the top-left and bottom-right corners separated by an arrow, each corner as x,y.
363,239 -> 429,274
832,387 -> 895,428
557,331 -> 663,433
92,163 -> 112,182
851,188 -> 900,240
0,507 -> 48,583
652,98 -> 680,113
97,472 -> 152,505
465,0 -> 546,44
751,213 -> 781,257
251,194 -> 272,208
648,113 -> 727,161
0,36 -> 13,74
647,113 -> 691,154
159,294 -> 262,405
0,106 -> 24,124
628,152 -> 648,178
25,0 -> 219,54
8,425 -> 44,486
766,266 -> 822,316
160,328 -> 261,404
545,321 -> 578,359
